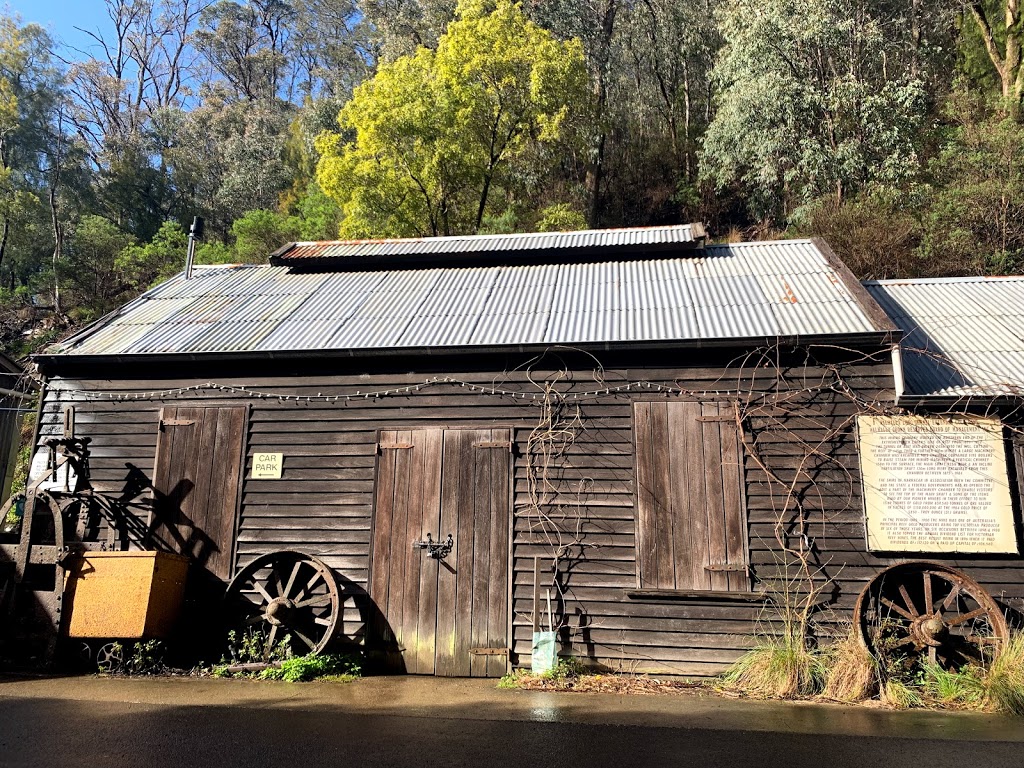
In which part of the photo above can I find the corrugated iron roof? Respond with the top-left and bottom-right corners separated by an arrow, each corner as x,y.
46,239 -> 882,359
865,277 -> 1024,399
272,224 -> 705,266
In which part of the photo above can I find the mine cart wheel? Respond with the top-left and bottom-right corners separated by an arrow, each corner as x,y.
96,642 -> 124,673
854,562 -> 1008,670
224,551 -> 341,659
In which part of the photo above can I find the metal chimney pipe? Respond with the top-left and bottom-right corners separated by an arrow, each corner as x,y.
185,216 -> 204,280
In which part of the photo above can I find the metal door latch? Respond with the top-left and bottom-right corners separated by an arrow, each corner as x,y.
412,533 -> 453,560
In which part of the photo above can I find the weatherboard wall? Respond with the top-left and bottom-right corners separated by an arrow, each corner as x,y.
35,348 -> 1024,676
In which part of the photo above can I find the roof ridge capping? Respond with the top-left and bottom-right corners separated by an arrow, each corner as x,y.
269,223 -> 708,269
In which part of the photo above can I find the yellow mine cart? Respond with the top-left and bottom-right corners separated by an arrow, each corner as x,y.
62,550 -> 189,642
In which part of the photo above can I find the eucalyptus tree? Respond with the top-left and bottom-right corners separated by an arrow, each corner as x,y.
701,0 -> 931,222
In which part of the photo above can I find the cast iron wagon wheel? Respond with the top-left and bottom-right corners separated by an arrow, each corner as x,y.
854,561 -> 1008,670
224,551 -> 341,659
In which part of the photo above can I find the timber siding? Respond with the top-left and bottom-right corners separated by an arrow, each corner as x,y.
36,346 -> 1024,676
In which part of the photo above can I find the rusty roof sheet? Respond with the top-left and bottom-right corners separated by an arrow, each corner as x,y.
47,239 -> 882,359
865,277 -> 1024,399
273,224 -> 704,265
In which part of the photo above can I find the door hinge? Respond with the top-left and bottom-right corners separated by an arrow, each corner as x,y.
473,441 -> 511,450
696,416 -> 735,423
469,647 -> 509,656
160,419 -> 195,429
704,563 -> 748,572
378,442 -> 413,451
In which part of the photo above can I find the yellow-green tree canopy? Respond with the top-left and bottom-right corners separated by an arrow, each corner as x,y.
316,0 -> 587,238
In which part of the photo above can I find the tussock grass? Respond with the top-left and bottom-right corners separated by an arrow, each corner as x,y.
882,678 -> 925,709
821,631 -> 876,703
720,630 -> 826,699
982,633 -> 1024,715
918,662 -> 986,709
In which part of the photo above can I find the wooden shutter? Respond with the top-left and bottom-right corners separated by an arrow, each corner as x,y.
634,401 -> 748,591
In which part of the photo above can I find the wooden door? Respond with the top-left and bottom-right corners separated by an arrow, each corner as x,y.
150,406 -> 247,581
371,427 -> 511,677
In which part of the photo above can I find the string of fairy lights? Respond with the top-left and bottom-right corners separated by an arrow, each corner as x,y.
50,376 -> 756,403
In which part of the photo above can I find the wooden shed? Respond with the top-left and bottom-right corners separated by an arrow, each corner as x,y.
26,227 -> 1024,676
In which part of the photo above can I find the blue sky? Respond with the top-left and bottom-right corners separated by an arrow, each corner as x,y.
5,0 -> 110,56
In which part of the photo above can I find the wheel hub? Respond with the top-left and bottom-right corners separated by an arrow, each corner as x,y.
265,596 -> 295,626
911,614 -> 947,647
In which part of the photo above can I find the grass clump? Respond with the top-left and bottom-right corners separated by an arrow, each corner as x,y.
821,631 -> 876,703
980,633 -> 1024,715
720,628 -> 826,699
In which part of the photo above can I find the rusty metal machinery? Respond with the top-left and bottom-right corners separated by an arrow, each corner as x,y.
223,551 -> 343,659
854,561 -> 1008,669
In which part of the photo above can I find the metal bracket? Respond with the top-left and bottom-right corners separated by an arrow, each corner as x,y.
160,419 -> 195,429
412,533 -> 454,560
704,563 -> 748,572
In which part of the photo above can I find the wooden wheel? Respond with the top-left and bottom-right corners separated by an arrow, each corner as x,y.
224,551 -> 341,659
854,562 -> 1008,669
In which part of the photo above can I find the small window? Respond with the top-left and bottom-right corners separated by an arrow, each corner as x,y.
633,401 -> 749,591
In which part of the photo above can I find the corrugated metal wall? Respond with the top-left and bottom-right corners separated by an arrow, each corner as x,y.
36,348 -> 1024,676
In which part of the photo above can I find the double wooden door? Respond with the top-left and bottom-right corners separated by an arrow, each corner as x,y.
150,406 -> 247,581
371,428 -> 511,677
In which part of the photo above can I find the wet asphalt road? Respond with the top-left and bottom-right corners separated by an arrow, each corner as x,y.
2,676 -> 1024,768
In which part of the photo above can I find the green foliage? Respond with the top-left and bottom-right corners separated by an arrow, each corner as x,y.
317,0 -> 588,237
535,203 -> 587,232
919,90 -> 1024,275
99,640 -> 166,676
230,209 -> 300,263
116,221 -> 188,288
701,0 -> 928,222
541,657 -> 585,681
224,628 -> 294,665
257,652 -> 361,682
981,633 -> 1024,715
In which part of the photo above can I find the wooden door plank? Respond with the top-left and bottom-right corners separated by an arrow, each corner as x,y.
397,430 -> 421,675
388,429 -> 413,667
650,402 -> 674,589
369,430 -> 399,642
633,402 -> 656,589
207,408 -> 246,580
666,402 -> 692,591
486,428 -> 511,678
435,429 -> 463,676
680,402 -> 711,591
701,403 -> 731,592
719,406 -> 749,591
187,409 -> 219,567
414,428 -> 443,675
452,430 -> 477,677
469,429 -> 492,677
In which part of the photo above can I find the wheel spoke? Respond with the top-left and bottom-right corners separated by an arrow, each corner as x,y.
898,584 -> 920,617
923,572 -> 934,613
295,594 -> 333,609
272,565 -> 286,597
942,584 -> 961,611
265,624 -> 279,659
293,629 -> 316,650
880,596 -> 914,621
314,616 -> 332,627
928,646 -> 937,664
947,607 -> 988,627
283,561 -> 302,600
254,581 -> 274,604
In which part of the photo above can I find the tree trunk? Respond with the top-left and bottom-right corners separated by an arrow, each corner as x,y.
969,0 -> 1023,118
585,0 -> 619,228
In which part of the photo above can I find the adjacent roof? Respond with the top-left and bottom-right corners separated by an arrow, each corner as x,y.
271,224 -> 705,268
42,236 -> 887,362
865,277 -> 1024,399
